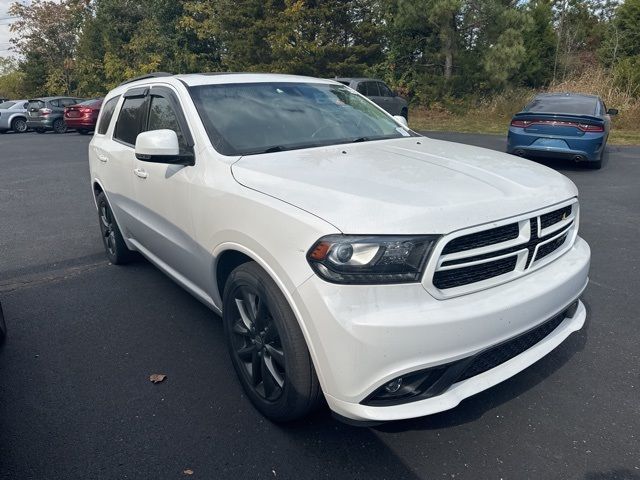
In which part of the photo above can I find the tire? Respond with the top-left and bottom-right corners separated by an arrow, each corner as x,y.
586,159 -> 602,170
0,302 -> 6,344
78,129 -> 90,135
35,128 -> 46,134
96,192 -> 135,264
223,262 -> 323,422
53,118 -> 67,134
11,117 -> 28,133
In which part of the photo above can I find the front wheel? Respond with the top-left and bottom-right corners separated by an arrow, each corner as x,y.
223,262 -> 323,422
53,118 -> 67,134
96,192 -> 135,264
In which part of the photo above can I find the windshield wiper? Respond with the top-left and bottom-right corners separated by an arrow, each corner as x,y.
352,137 -> 372,143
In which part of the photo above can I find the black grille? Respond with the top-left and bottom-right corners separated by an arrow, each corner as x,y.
540,205 -> 572,229
535,233 -> 568,262
433,256 -> 517,289
442,223 -> 519,254
457,311 -> 565,382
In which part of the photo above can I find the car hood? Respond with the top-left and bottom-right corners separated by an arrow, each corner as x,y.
231,137 -> 578,234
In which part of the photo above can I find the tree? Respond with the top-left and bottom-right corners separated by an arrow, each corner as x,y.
9,0 -> 86,95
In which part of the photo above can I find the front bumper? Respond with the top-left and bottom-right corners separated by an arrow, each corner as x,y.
293,236 -> 590,422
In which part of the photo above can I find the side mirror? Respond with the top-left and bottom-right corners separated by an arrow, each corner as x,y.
135,129 -> 192,165
393,115 -> 408,128
607,108 -> 619,116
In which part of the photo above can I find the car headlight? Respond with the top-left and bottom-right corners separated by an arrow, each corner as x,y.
307,235 -> 439,284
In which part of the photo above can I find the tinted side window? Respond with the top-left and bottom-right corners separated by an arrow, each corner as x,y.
147,95 -> 188,153
356,83 -> 367,95
49,99 -> 60,108
366,82 -> 381,97
60,98 -> 76,107
97,96 -> 120,135
377,83 -> 393,97
114,97 -> 146,145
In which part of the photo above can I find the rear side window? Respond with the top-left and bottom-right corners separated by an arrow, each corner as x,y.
50,99 -> 60,107
60,98 -> 77,107
365,82 -> 380,96
114,96 -> 146,145
377,83 -> 393,97
97,96 -> 120,135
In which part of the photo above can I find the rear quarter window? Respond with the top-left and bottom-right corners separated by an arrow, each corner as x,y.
97,96 -> 120,135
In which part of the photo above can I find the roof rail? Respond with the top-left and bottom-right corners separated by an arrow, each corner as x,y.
119,72 -> 173,86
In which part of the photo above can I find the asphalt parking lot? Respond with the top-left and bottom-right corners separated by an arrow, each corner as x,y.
0,131 -> 638,480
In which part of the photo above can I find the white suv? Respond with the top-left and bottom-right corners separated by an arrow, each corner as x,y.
89,73 -> 591,424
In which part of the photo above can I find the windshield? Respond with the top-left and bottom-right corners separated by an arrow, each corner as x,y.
0,101 -> 15,109
525,96 -> 598,116
189,82 -> 414,156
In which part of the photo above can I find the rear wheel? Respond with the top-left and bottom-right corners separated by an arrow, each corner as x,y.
53,118 -> 67,134
11,117 -> 28,133
96,192 -> 135,264
0,302 -> 6,343
223,262 -> 323,422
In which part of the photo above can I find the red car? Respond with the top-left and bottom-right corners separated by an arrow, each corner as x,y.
64,98 -> 103,135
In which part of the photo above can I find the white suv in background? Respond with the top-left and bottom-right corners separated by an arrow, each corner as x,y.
88,73 -> 590,424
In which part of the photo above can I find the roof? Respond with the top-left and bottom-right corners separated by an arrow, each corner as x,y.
534,92 -> 600,100
108,73 -> 342,97
333,77 -> 381,83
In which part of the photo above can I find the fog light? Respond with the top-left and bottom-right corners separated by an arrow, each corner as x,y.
384,378 -> 403,393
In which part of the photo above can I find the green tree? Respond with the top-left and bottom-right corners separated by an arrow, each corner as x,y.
9,0 -> 86,95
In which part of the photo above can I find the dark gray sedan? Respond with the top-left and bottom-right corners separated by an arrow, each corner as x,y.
335,78 -> 408,120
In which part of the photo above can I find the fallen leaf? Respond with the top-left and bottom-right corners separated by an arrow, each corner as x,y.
149,374 -> 167,384
183,469 -> 194,475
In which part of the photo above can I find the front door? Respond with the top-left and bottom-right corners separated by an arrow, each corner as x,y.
131,86 -> 200,284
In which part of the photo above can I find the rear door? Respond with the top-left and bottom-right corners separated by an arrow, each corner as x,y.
93,88 -> 148,236
131,85 -> 200,283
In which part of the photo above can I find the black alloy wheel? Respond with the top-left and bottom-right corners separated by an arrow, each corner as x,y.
95,192 -> 135,264
11,117 -> 28,133
223,262 -> 323,421
229,284 -> 286,401
53,118 -> 67,134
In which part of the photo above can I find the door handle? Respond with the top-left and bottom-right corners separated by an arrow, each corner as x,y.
133,168 -> 148,179
97,153 -> 108,163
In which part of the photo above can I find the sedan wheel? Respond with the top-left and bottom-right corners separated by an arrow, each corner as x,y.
53,119 -> 67,134
11,118 -> 28,133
